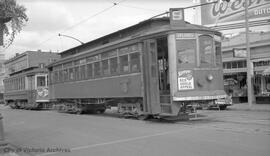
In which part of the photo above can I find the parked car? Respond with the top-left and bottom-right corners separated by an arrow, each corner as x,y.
213,95 -> 233,110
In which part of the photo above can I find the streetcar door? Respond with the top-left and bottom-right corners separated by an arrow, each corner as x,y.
142,39 -> 160,114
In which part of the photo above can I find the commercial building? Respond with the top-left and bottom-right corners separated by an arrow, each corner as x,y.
194,0 -> 270,103
222,31 -> 270,103
4,50 -> 60,76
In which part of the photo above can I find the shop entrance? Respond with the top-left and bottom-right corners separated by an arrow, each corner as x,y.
224,72 -> 247,103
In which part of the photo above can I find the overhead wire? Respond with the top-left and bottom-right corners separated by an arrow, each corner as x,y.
119,4 -> 164,12
36,0 -> 128,49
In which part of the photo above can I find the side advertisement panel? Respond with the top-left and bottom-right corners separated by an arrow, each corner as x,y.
36,87 -> 49,102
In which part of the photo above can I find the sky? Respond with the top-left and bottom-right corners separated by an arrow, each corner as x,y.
3,0 -> 199,59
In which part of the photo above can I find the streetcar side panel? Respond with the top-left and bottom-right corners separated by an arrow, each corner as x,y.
50,74 -> 142,99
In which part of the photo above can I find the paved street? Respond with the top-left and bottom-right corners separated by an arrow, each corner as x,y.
0,105 -> 270,156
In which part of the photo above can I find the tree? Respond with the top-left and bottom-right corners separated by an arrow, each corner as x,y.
0,0 -> 28,47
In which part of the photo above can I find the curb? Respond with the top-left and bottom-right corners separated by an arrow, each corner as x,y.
228,104 -> 270,112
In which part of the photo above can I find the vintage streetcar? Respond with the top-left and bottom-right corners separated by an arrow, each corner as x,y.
47,8 -> 227,119
4,8 -> 227,120
3,51 -> 60,109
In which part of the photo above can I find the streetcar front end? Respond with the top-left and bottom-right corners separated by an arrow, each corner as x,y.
163,32 -> 227,118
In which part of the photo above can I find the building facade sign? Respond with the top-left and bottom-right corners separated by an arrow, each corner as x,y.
233,48 -> 247,57
201,0 -> 270,25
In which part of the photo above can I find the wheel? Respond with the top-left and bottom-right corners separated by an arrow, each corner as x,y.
96,109 -> 106,114
137,114 -> 150,120
76,108 -> 83,114
219,105 -> 227,110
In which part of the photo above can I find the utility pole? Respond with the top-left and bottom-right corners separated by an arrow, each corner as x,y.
245,0 -> 254,107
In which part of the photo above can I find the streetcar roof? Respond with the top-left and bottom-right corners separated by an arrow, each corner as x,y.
59,17 -> 220,58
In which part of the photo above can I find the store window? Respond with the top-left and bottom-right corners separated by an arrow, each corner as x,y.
266,77 -> 270,92
232,62 -> 237,68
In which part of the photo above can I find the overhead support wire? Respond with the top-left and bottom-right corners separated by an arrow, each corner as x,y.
36,0 -> 128,49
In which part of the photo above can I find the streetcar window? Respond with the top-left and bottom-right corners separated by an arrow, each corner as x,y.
94,62 -> 101,77
130,53 -> 140,72
87,55 -> 100,63
119,47 -> 129,55
69,68 -> 74,81
80,65 -> 86,80
74,60 -> 80,66
110,57 -> 118,75
130,44 -> 138,52
199,35 -> 214,66
63,69 -> 68,82
54,71 -> 59,83
119,55 -> 129,73
59,70 -> 63,82
215,41 -> 222,67
176,39 -> 196,67
87,64 -> 93,79
63,62 -> 72,68
101,50 -> 117,59
74,66 -> 80,80
37,76 -> 46,87
22,77 -> 25,90
79,59 -> 86,65
14,79 -> 17,90
102,60 -> 109,76
19,78 -> 21,90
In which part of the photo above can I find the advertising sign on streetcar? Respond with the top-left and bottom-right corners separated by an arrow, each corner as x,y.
178,70 -> 194,90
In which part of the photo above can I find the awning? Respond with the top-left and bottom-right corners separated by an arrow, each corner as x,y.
262,66 -> 270,76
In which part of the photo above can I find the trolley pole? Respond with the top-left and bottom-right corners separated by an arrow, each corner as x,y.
58,33 -> 84,45
245,0 -> 254,107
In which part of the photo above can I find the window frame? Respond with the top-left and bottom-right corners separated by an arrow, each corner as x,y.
35,74 -> 47,89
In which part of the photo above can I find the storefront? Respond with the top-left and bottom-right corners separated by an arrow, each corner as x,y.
222,32 -> 270,103
254,66 -> 270,103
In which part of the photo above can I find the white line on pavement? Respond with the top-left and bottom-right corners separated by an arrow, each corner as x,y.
37,129 -> 183,156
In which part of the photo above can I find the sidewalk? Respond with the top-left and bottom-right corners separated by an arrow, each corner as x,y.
228,103 -> 270,112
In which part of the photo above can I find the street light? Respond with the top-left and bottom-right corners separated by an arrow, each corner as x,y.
58,33 -> 84,45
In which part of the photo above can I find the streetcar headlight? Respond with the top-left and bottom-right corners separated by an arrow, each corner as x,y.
207,74 -> 213,81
